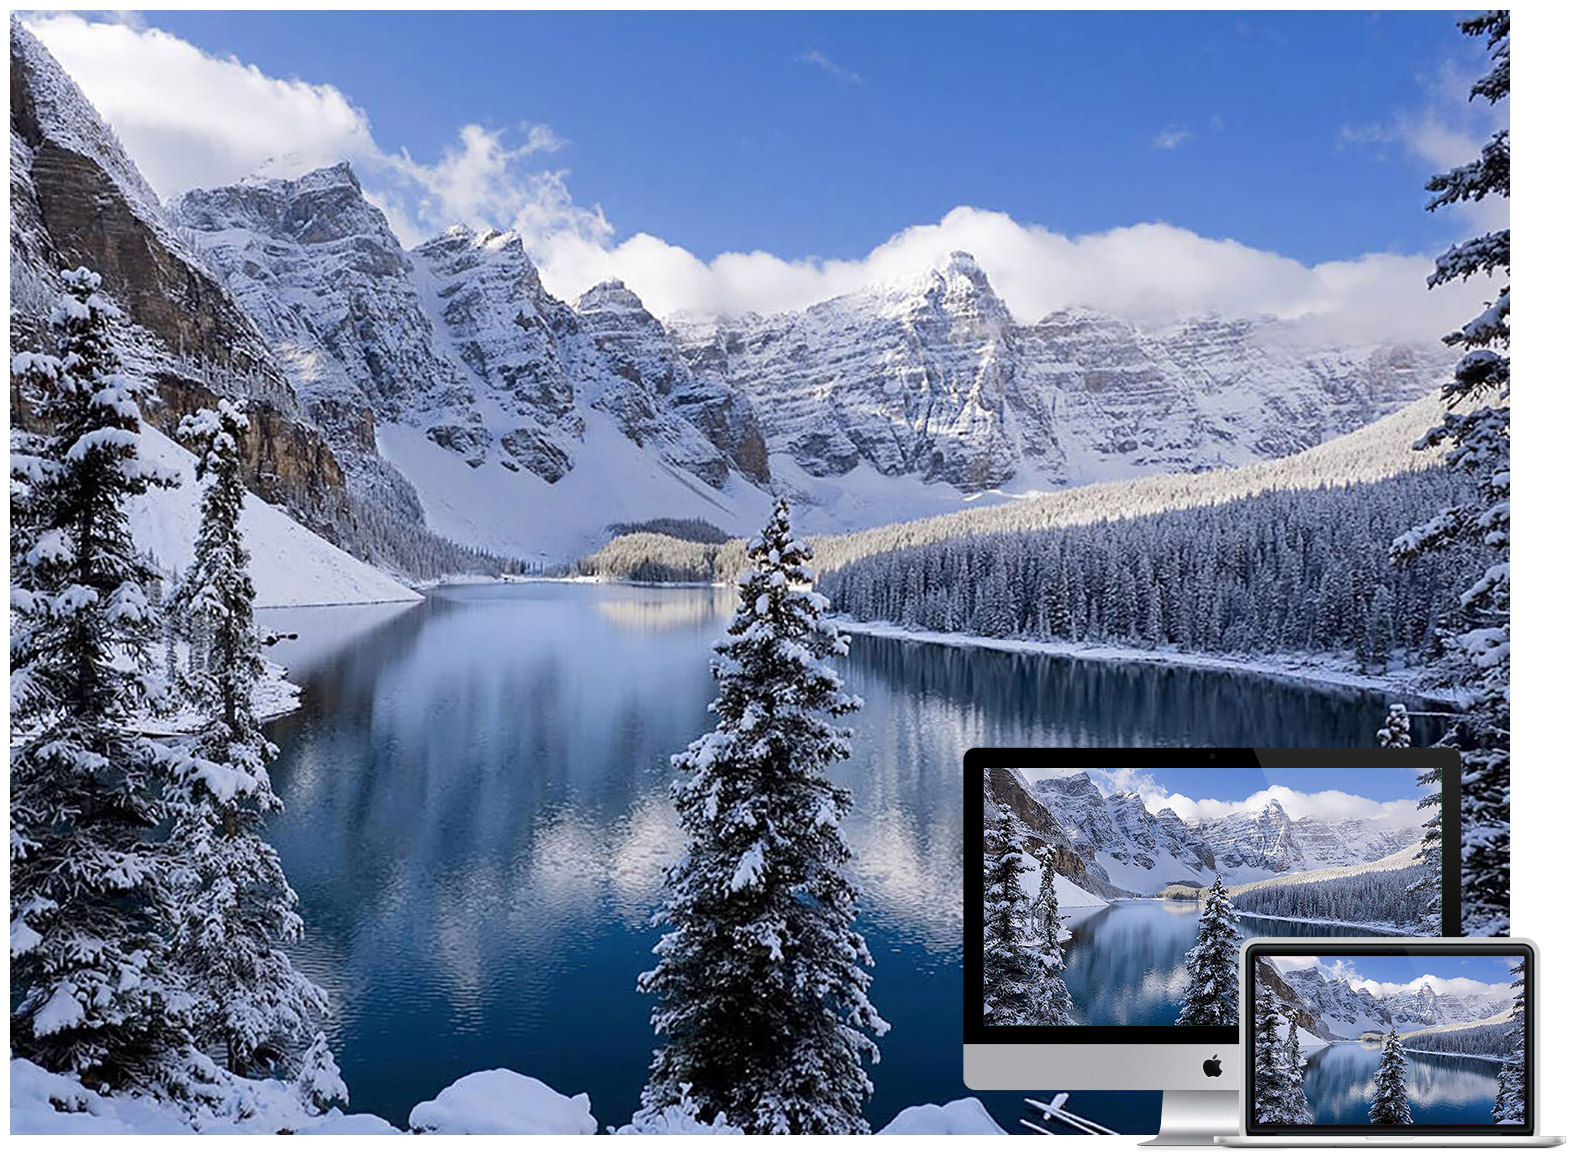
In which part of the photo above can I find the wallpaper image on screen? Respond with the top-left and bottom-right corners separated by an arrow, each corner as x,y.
1253,955 -> 1526,1128
981,766 -> 1438,1029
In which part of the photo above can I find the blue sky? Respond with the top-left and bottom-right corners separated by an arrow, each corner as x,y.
1084,766 -> 1431,813
25,10 -> 1503,334
1272,955 -> 1521,995
117,9 -> 1477,263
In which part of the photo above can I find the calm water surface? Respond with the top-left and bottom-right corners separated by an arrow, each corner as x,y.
1299,1041 -> 1503,1125
261,583 -> 1435,1133
1062,900 -> 1413,1027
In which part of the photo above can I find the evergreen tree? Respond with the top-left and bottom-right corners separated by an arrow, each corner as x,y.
9,269 -> 189,1091
164,401 -> 332,1081
1377,703 -> 1413,748
1251,992 -> 1294,1125
638,499 -> 886,1134
1030,842 -> 1075,1026
1281,1018 -> 1315,1126
1391,9 -> 1511,937
981,804 -> 1044,1026
1377,702 -> 1445,935
1369,1031 -> 1413,1125
1493,960 -> 1527,1124
1176,875 -> 1243,1026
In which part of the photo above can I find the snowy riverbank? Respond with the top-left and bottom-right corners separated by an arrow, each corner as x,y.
9,1058 -> 1006,1136
832,618 -> 1458,700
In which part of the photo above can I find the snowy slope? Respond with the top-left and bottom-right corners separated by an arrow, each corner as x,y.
377,413 -> 773,564
127,427 -> 421,608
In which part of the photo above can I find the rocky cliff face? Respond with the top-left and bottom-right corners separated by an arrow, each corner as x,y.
171,175 -> 767,515
8,19 -> 350,536
575,279 -> 769,486
983,766 -> 1114,898
1200,800 -> 1419,877
674,253 -> 1448,494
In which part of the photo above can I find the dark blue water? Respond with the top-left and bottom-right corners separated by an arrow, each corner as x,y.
260,583 -> 1433,1133
1300,1041 -> 1504,1125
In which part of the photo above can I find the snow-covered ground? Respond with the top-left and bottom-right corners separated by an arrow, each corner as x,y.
1018,851 -> 1113,927
378,414 -> 773,566
126,426 -> 422,608
833,618 -> 1454,700
10,1058 -> 1009,1135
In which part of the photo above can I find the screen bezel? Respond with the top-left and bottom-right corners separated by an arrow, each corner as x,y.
1243,939 -> 1533,1137
962,746 -> 1463,1046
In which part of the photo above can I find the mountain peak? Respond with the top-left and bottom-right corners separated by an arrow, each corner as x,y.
577,279 -> 650,315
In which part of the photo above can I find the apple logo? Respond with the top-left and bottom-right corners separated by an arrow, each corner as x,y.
1202,1055 -> 1224,1078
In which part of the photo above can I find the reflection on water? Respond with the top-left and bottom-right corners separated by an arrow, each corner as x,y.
1061,901 -> 1420,1028
262,583 -> 1431,1132
1300,1042 -> 1503,1125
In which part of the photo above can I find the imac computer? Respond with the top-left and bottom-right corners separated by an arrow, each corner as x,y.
963,747 -> 1462,1145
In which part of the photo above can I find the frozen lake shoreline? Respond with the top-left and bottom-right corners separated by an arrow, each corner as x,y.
831,618 -> 1460,702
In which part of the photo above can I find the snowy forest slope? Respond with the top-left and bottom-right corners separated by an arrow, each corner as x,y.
128,427 -> 421,607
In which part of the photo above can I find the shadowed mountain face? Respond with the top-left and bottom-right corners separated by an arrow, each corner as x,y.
671,251 -> 1448,492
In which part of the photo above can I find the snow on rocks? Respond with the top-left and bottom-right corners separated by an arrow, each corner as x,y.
407,1070 -> 596,1135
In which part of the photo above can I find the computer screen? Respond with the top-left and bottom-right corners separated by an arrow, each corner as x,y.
1245,944 -> 1532,1135
966,749 -> 1462,1045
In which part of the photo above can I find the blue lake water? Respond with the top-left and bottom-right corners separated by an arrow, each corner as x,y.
260,582 -> 1437,1133
1062,900 -> 1408,1027
1300,1041 -> 1504,1126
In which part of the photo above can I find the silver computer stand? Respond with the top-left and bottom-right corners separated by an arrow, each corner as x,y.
1140,1089 -> 1239,1146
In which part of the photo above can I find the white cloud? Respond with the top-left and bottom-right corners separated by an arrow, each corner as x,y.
27,13 -> 1493,342
1152,127 -> 1192,150
1122,779 -> 1427,831
797,49 -> 862,85
1340,56 -> 1509,233
25,12 -> 380,198
1276,956 -> 1518,1005
1347,969 -> 1516,1005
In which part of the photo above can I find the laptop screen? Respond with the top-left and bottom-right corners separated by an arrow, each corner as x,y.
1245,944 -> 1533,1136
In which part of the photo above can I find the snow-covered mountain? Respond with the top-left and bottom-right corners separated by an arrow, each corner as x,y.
12,20 -> 1454,571
1260,958 -> 1513,1043
170,171 -> 774,561
672,251 -> 1446,493
1021,772 -> 1419,896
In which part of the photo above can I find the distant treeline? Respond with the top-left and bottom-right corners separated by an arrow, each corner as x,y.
818,471 -> 1485,671
1230,865 -> 1436,934
1405,1020 -> 1517,1060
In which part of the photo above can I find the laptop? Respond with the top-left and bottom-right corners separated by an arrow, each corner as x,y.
1217,938 -> 1562,1147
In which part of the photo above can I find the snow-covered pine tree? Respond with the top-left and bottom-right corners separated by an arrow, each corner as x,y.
1493,959 -> 1527,1124
1369,1031 -> 1413,1126
1031,851 -> 1075,1026
164,401 -> 333,1082
1377,704 -> 1413,748
637,499 -> 886,1134
9,269 -> 189,1091
1281,1018 -> 1315,1126
1391,9 -> 1510,937
981,803 -> 1043,1027
1251,991 -> 1293,1125
1378,701 -> 1446,935
1176,875 -> 1243,1026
